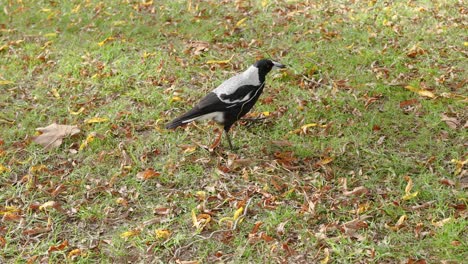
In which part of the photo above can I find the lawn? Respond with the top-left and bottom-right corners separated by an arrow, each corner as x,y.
0,0 -> 466,263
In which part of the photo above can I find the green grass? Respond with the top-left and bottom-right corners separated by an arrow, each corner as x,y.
1,0 -> 467,263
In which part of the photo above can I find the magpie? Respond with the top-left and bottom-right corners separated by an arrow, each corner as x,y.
165,59 -> 285,150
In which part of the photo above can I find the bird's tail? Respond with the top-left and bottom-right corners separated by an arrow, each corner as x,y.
165,108 -> 201,129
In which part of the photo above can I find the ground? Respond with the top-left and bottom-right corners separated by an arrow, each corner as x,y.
0,0 -> 467,263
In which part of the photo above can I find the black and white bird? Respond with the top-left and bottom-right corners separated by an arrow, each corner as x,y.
165,59 -> 285,150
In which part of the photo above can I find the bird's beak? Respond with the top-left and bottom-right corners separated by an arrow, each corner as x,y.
272,61 -> 286,69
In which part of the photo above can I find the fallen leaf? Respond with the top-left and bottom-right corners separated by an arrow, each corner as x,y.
0,236 -> 5,247
67,248 -> 82,259
440,114 -> 459,130
406,45 -> 426,58
136,168 -> 160,180
84,117 -> 109,124
402,176 -> 419,200
432,217 -> 451,227
386,215 -> 407,231
155,229 -> 171,239
439,178 -> 455,187
321,248 -> 330,264
120,229 -> 141,239
0,164 -> 10,174
0,80 -> 14,85
235,17 -> 248,27
98,36 -> 115,46
405,85 -> 435,99
206,55 -> 234,65
69,107 -> 85,115
39,201 -> 64,212
2,212 -> 22,222
48,240 -> 68,254
451,159 -> 467,175
343,186 -> 368,196
33,123 -> 80,150
79,132 -> 97,151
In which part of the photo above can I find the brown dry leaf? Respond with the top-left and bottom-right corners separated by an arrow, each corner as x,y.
192,209 -> 212,231
34,123 -> 80,150
22,226 -> 51,236
2,212 -> 22,222
407,259 -> 427,264
343,219 -> 368,230
440,114 -> 459,130
136,168 -> 161,180
185,41 -> 209,56
406,45 -> 426,58
48,240 -> 69,254
343,186 -> 368,196
0,236 -> 6,247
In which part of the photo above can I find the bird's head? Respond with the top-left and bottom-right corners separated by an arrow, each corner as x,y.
253,59 -> 286,75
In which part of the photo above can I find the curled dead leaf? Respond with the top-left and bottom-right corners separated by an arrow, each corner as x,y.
343,186 -> 368,196
33,123 -> 80,150
136,168 -> 160,180
48,240 -> 68,254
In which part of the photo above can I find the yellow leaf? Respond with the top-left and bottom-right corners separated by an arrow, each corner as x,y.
402,176 -> 418,200
236,17 -> 248,27
0,80 -> 14,85
206,55 -> 234,65
30,164 -> 47,174
120,229 -> 140,238
261,0 -> 269,7
402,191 -> 419,200
404,85 -> 419,92
262,111 -> 270,117
170,96 -> 183,103
0,206 -> 20,214
79,132 -> 96,151
321,248 -> 330,264
155,229 -> 171,239
69,107 -> 85,115
98,36 -> 115,47
50,88 -> 60,98
84,117 -> 109,124
43,33 -> 57,38
404,175 -> 413,194
67,248 -> 82,258
0,164 -> 10,174
417,90 -> 435,98
71,4 -> 81,13
191,209 -> 198,228
451,159 -> 467,175
113,21 -> 127,26
432,217 -> 452,227
233,207 -> 243,220
395,215 -> 407,227
195,191 -> 206,200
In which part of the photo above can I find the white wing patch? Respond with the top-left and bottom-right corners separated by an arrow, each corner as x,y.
181,111 -> 224,124
212,66 -> 261,98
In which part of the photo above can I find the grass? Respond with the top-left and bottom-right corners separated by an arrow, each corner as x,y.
1,0 -> 467,263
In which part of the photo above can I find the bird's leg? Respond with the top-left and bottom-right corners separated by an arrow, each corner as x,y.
224,131 -> 234,151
